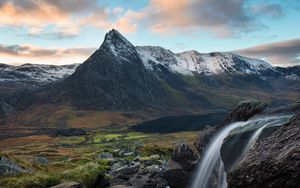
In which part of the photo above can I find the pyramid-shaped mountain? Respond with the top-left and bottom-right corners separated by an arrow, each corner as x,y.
41,29 -> 167,110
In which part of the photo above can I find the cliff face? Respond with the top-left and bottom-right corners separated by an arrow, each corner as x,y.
227,113 -> 300,188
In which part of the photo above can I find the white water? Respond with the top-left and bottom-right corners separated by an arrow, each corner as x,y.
191,115 -> 292,188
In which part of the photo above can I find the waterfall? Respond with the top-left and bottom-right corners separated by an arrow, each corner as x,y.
190,115 -> 292,188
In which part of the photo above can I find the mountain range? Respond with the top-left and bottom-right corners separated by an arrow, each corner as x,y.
0,29 -> 299,118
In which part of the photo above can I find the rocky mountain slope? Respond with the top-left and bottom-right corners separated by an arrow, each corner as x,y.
38,29 -> 167,111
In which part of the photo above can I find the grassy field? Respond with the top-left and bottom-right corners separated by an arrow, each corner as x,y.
0,125 -> 199,188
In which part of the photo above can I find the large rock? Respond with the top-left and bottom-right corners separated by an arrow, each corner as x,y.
227,113 -> 300,187
110,160 -> 168,188
220,100 -> 266,126
194,101 -> 266,153
163,144 -> 198,188
0,156 -> 25,176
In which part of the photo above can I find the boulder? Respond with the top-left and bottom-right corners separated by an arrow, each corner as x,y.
163,144 -> 198,188
194,100 -> 267,154
110,162 -> 141,176
0,156 -> 24,176
33,156 -> 49,165
227,114 -> 300,187
220,100 -> 266,125
97,152 -> 114,160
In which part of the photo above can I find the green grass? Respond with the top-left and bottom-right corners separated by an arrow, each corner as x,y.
0,158 -> 109,188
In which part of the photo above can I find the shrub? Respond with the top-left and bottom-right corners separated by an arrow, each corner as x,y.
138,144 -> 173,157
62,162 -> 107,187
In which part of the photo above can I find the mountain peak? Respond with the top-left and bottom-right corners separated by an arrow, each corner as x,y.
104,29 -> 126,41
103,29 -> 132,48
101,29 -> 137,59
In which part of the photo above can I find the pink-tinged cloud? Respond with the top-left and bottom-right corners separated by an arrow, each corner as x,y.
126,0 -> 283,37
0,0 -> 136,39
234,39 -> 300,67
0,44 -> 96,65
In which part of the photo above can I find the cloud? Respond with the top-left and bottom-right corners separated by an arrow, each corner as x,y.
234,39 -> 300,67
250,4 -> 283,17
0,44 -> 96,65
126,0 -> 284,37
0,0 -> 135,39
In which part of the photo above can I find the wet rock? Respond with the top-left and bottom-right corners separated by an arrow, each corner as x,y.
194,100 -> 267,154
0,156 -> 25,176
227,114 -> 300,187
33,156 -> 49,165
220,100 -> 266,125
49,182 -> 84,188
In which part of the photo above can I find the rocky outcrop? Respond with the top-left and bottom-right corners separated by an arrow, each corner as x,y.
109,155 -> 168,188
227,113 -> 300,187
194,101 -> 267,153
218,100 -> 267,127
0,156 -> 25,176
163,144 -> 198,188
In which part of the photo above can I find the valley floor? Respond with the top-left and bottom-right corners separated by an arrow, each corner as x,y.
0,121 -> 201,187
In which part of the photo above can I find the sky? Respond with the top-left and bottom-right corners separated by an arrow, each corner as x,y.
0,0 -> 299,67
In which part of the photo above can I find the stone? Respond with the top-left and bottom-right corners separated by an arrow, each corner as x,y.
110,162 -> 141,176
97,152 -> 114,160
33,156 -> 49,165
0,156 -> 24,176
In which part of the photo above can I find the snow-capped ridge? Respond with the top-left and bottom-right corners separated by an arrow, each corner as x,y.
0,63 -> 79,83
136,46 -> 274,75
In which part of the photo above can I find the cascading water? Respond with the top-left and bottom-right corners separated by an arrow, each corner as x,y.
191,115 -> 292,188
